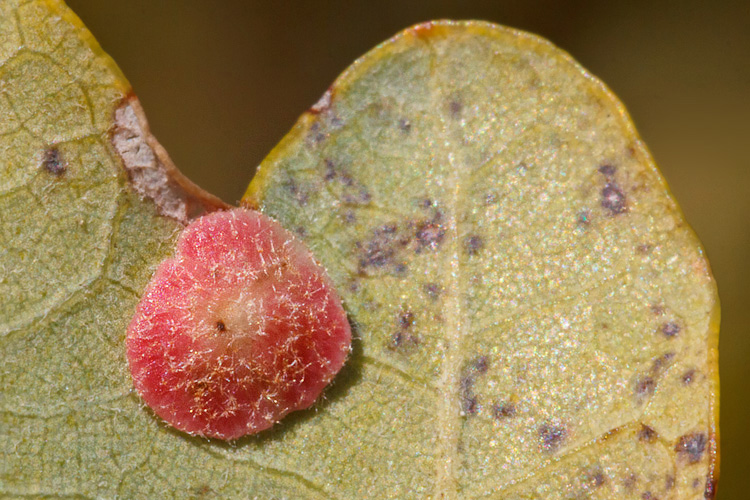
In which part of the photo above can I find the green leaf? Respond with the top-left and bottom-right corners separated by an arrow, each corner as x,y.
1,3 -> 718,500
245,21 -> 719,499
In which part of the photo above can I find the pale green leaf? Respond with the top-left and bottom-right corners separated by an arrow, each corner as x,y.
245,21 -> 719,500
1,2 -> 718,499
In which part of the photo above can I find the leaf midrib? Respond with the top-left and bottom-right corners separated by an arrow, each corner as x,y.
431,51 -> 471,500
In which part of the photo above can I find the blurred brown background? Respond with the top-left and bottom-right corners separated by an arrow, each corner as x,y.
66,1 -> 749,497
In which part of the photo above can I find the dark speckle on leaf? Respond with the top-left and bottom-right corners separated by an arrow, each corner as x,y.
42,147 -> 66,175
193,484 -> 214,497
424,282 -> 442,300
601,182 -> 627,215
638,424 -> 658,442
339,172 -> 355,187
682,369 -> 696,385
389,309 -> 418,351
651,352 -> 675,374
637,243 -> 653,254
470,355 -> 489,375
539,422 -> 567,453
665,475 -> 675,490
329,115 -> 343,128
577,210 -> 591,226
324,159 -> 336,181
589,470 -> 606,488
635,376 -> 656,400
661,321 -> 681,337
399,311 -> 414,329
464,235 -> 484,256
356,223 -> 410,275
415,210 -> 446,252
624,473 -> 638,491
358,231 -> 394,269
675,433 -> 707,464
598,164 -> 616,176
416,222 -> 445,251
306,121 -> 326,145
419,198 -> 433,209
460,355 -> 489,416
398,118 -> 411,132
342,211 -> 356,224
461,394 -> 479,415
323,159 -> 371,205
492,401 -> 516,419
449,100 -> 463,118
343,188 -> 371,205
284,179 -> 308,206
651,304 -> 666,316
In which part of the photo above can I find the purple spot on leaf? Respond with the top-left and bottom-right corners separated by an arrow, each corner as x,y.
539,422 -> 567,453
284,179 -> 309,206
661,321 -> 681,338
682,369 -> 696,385
601,182 -> 627,215
675,433 -> 707,464
635,376 -> 656,400
424,282 -> 442,300
464,235 -> 484,256
449,100 -> 462,118
598,164 -> 616,176
324,159 -> 336,181
389,309 -> 418,351
638,424 -> 658,442
460,355 -> 490,416
415,221 -> 445,252
492,401 -> 517,419
356,224 -> 408,275
42,147 -> 66,176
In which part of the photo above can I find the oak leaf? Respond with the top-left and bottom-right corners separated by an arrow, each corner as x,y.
0,2 -> 718,499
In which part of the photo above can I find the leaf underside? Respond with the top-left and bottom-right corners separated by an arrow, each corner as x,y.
1,2 -> 718,499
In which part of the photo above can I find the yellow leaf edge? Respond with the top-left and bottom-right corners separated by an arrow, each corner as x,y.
241,19 -> 720,491
44,0 -> 230,222
41,0 -> 129,93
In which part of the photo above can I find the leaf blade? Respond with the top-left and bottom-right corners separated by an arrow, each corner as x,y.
0,5 -> 719,498
245,21 -> 719,499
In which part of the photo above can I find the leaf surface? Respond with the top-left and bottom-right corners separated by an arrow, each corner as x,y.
244,21 -> 719,499
0,3 -> 718,499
